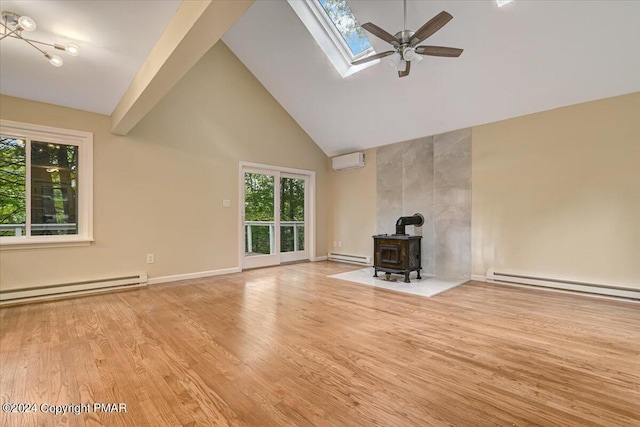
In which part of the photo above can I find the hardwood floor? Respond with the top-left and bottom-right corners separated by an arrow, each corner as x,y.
1,262 -> 638,426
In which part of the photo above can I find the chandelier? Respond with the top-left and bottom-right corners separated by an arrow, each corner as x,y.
1,11 -> 79,67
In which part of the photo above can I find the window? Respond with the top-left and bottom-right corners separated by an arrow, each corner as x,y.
316,0 -> 372,59
0,120 -> 93,249
288,0 -> 377,78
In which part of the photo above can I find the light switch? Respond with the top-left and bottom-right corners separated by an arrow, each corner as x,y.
223,199 -> 231,208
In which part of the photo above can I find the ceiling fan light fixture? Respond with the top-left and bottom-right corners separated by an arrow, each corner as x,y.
496,0 -> 514,7
403,47 -> 416,61
17,15 -> 36,31
387,52 -> 402,69
355,2 -> 462,78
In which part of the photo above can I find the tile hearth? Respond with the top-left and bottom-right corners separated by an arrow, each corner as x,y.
329,267 -> 467,298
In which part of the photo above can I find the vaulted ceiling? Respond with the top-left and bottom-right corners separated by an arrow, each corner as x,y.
223,1 -> 640,156
2,1 -> 639,157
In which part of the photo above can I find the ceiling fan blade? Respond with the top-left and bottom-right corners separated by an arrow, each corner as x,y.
351,51 -> 395,66
409,11 -> 453,46
361,23 -> 399,46
398,60 -> 411,78
415,46 -> 463,57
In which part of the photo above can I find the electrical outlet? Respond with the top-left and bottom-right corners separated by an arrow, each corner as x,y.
222,199 -> 231,208
338,241 -> 342,247
146,253 -> 155,264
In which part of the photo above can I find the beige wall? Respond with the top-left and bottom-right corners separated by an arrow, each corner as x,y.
328,149 -> 376,259
328,93 -> 639,288
0,41 -> 329,291
472,92 -> 640,288
3,41 -> 637,292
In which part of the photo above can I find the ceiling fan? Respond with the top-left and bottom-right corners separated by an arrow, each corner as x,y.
352,0 -> 463,78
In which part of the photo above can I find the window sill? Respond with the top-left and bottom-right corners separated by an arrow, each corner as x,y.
0,237 -> 94,250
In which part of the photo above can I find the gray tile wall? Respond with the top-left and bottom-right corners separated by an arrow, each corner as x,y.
376,142 -> 404,237
376,129 -> 471,279
434,129 -> 472,278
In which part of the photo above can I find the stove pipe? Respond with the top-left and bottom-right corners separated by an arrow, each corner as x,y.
394,213 -> 424,235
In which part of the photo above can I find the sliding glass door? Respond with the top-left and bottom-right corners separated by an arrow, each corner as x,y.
279,174 -> 307,263
242,167 -> 308,269
244,170 -> 278,268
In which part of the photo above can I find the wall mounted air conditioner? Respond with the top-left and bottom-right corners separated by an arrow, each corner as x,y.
332,152 -> 365,171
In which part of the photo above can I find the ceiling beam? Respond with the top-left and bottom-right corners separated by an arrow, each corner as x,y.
111,0 -> 253,135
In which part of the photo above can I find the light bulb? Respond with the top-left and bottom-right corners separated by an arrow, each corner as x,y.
17,15 -> 36,31
412,53 -> 423,63
65,44 -> 80,56
397,60 -> 407,72
47,54 -> 63,67
403,47 -> 416,62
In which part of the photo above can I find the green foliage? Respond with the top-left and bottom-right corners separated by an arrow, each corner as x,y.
0,137 -> 78,236
280,177 -> 304,221
0,137 -> 26,235
244,174 -> 305,222
244,173 -> 305,254
244,173 -> 275,221
31,141 -> 78,231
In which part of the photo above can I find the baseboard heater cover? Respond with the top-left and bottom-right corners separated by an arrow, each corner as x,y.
0,273 -> 148,306
487,270 -> 640,300
328,253 -> 372,266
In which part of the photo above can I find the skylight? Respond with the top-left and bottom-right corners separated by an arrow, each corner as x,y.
287,0 -> 377,78
317,0 -> 372,58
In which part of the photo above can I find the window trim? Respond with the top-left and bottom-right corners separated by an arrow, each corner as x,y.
0,119 -> 93,250
288,0 -> 379,78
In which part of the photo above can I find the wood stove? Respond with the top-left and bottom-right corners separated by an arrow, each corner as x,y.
373,214 -> 423,283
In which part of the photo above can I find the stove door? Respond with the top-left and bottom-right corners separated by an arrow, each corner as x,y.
380,244 -> 402,265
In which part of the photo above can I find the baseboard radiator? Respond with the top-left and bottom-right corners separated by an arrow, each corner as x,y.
328,253 -> 372,266
0,273 -> 148,306
487,270 -> 640,301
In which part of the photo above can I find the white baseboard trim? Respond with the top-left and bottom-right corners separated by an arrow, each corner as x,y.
470,274 -> 487,282
487,281 -> 640,304
0,283 -> 146,307
0,273 -> 148,307
148,267 -> 241,285
486,270 -> 640,301
311,256 -> 328,262
327,253 -> 372,266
